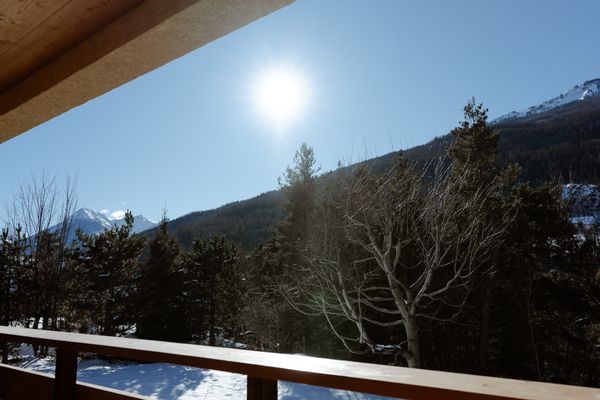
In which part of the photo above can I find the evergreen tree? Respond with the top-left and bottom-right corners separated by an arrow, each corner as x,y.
270,143 -> 327,354
71,212 -> 145,336
448,98 -> 500,190
277,142 -> 320,244
443,99 -> 519,373
136,217 -> 188,342
182,236 -> 245,345
432,100 -> 600,385
492,184 -> 600,384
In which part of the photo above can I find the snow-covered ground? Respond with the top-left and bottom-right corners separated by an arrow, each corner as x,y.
14,345 -> 396,400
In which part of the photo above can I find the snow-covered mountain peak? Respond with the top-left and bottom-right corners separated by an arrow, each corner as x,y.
73,208 -> 113,229
57,208 -> 158,241
493,78 -> 600,123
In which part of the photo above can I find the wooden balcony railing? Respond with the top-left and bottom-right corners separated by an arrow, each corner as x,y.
0,326 -> 599,400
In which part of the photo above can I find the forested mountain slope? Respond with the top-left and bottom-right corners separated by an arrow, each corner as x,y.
142,94 -> 600,249
495,96 -> 600,183
142,191 -> 285,250
404,96 -> 600,183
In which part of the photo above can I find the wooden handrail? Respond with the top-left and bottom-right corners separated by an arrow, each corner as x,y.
0,326 -> 599,400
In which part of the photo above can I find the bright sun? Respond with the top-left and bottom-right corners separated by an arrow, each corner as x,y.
253,66 -> 310,130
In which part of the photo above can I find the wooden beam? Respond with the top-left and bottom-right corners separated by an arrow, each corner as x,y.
247,376 -> 277,400
0,1 -> 70,54
0,363 -> 54,400
0,364 -> 152,399
54,348 -> 78,400
0,0 -> 294,143
0,0 -> 144,92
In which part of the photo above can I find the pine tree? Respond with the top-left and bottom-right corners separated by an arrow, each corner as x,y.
448,98 -> 499,187
271,143 -> 326,353
444,100 -> 521,373
71,212 -> 145,336
277,142 -> 320,244
136,217 -> 188,342
488,183 -> 600,384
182,236 -> 245,345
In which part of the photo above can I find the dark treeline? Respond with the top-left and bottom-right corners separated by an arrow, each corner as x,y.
0,211 -> 249,352
1,100 -> 599,387
152,191 -> 285,251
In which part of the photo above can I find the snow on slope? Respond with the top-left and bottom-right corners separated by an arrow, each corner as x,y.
562,184 -> 600,227
493,78 -> 600,123
121,214 -> 158,234
16,347 -> 395,400
70,208 -> 114,233
49,208 -> 157,242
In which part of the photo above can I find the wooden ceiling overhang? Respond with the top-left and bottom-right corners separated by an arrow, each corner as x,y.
0,0 -> 294,143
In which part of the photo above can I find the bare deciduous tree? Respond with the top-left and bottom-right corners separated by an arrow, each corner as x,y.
279,159 -> 505,368
3,173 -> 77,339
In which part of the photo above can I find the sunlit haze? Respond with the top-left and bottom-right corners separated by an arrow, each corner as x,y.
252,65 -> 311,132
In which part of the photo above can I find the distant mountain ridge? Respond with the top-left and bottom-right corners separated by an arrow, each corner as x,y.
493,78 -> 600,123
51,208 -> 157,243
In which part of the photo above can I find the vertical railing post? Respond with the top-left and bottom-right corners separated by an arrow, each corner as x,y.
54,348 -> 77,400
247,376 -> 277,400
1,340 -> 8,364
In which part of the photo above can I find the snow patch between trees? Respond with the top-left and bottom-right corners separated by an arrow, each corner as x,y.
14,345 -> 395,400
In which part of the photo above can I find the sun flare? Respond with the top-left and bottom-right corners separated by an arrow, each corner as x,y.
252,66 -> 310,130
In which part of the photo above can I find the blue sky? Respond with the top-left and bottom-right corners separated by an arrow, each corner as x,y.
1,0 -> 600,222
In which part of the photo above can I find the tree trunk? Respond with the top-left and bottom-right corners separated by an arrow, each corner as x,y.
31,315 -> 40,356
479,285 -> 493,373
209,296 -> 216,346
2,273 -> 10,364
404,316 -> 421,368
